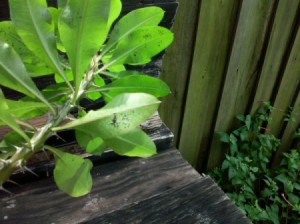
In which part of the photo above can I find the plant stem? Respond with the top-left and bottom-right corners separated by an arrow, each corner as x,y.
0,54 -> 101,188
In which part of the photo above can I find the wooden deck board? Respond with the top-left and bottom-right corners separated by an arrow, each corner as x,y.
1,148 -> 250,224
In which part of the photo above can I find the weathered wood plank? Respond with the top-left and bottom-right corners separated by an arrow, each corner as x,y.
207,0 -> 275,170
272,92 -> 300,166
159,0 -> 200,145
268,25 -> 300,137
250,0 -> 300,113
177,0 -> 240,168
0,148 -> 250,224
85,177 -> 251,224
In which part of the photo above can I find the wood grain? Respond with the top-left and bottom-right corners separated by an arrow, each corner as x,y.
207,0 -> 275,170
0,148 -> 250,224
178,0 -> 240,168
159,0 -> 201,145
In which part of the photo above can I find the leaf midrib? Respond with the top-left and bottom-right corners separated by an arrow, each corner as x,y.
53,100 -> 160,130
103,10 -> 162,54
25,0 -> 64,78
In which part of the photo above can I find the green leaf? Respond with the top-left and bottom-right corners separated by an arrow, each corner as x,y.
102,6 -> 164,55
245,115 -> 251,130
107,26 -> 173,66
48,7 -> 65,52
217,131 -> 230,143
0,21 -> 53,76
99,75 -> 170,102
52,93 -> 160,139
59,0 -> 121,92
0,40 -> 54,112
105,128 -> 156,158
9,0 -> 71,88
0,89 -> 29,142
75,130 -> 106,156
0,99 -> 48,125
86,76 -> 105,101
45,145 -> 93,197
41,82 -> 71,104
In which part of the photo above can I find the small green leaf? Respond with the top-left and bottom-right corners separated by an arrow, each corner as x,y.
107,26 -> 173,66
245,115 -> 251,130
45,145 -> 93,197
0,89 -> 29,142
86,76 -> 105,101
52,93 -> 160,140
9,0 -> 71,88
48,7 -> 66,52
236,114 -> 245,122
217,131 -> 230,143
75,130 -> 106,156
102,6 -> 164,55
105,128 -> 156,158
100,75 -> 170,102
59,0 -> 121,92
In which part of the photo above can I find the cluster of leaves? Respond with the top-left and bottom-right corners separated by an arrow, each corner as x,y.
210,103 -> 300,223
0,0 -> 173,197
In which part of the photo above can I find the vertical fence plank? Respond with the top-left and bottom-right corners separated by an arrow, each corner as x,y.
177,0 -> 240,168
206,0 -> 275,170
159,0 -> 200,145
268,26 -> 300,137
251,0 -> 300,113
273,91 -> 300,166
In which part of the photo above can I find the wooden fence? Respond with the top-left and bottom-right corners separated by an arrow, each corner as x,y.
159,0 -> 300,171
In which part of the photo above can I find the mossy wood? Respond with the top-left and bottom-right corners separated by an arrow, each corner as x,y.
161,0 -> 300,170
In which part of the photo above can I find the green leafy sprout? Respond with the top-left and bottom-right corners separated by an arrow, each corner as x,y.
0,0 -> 174,197
210,103 -> 300,223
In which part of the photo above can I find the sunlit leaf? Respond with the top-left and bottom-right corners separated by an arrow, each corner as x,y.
52,93 -> 160,140
9,0 -> 71,88
102,6 -> 164,55
106,128 -> 156,158
45,145 -> 93,197
86,76 -> 105,101
59,0 -> 121,92
107,26 -> 173,66
48,7 -> 66,52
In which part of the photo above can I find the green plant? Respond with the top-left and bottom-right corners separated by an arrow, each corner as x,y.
0,0 -> 173,197
210,103 -> 300,223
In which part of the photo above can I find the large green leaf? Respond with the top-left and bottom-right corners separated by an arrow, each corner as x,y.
58,0 -> 121,92
0,21 -> 53,76
0,40 -> 54,112
106,128 -> 156,158
0,89 -> 29,142
45,146 -> 93,197
9,0 -> 71,87
106,26 -> 173,66
99,75 -> 170,102
0,100 -> 48,126
102,6 -> 164,55
52,93 -> 160,139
